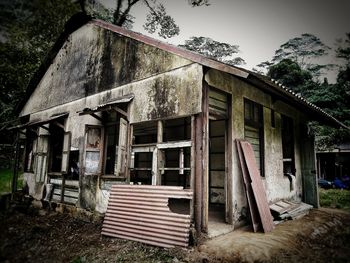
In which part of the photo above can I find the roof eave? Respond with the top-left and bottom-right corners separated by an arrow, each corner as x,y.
246,74 -> 349,130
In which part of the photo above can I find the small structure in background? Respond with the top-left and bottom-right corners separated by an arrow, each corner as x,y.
317,142 -> 350,185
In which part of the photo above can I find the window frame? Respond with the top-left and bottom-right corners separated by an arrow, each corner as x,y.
244,98 -> 265,177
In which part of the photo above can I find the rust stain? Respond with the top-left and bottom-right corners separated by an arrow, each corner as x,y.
102,185 -> 193,248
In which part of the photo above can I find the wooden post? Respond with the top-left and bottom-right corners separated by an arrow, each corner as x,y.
226,94 -> 233,224
190,116 -> 195,222
194,114 -> 203,232
201,81 -> 209,233
125,124 -> 133,183
156,120 -> 163,185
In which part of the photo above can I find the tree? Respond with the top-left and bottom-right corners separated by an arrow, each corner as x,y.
335,32 -> 350,66
179,36 -> 245,66
0,0 -> 79,141
267,59 -> 314,95
257,33 -> 332,78
82,0 -> 210,39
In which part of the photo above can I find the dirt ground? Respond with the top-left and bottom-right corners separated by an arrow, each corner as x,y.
1,203 -> 350,263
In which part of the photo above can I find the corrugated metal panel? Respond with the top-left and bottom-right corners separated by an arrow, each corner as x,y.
102,185 -> 193,248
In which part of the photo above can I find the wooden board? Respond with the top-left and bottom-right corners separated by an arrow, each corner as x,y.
236,139 -> 261,232
239,140 -> 274,233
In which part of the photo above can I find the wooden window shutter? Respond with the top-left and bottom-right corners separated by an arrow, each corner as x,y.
61,132 -> 71,174
34,135 -> 49,183
115,118 -> 128,176
85,126 -> 103,174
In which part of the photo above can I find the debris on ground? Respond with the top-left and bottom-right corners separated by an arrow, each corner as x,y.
1,202 -> 350,263
270,200 -> 313,222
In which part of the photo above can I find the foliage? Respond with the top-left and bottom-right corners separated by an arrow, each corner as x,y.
0,0 -> 79,141
336,32 -> 350,66
268,59 -> 314,94
0,168 -> 18,194
143,2 -> 179,39
263,33 -> 350,150
179,36 -> 245,66
82,0 -> 210,39
319,188 -> 350,212
258,33 -> 332,78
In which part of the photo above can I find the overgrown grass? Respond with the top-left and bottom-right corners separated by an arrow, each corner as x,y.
0,168 -> 12,194
0,168 -> 23,194
319,187 -> 350,212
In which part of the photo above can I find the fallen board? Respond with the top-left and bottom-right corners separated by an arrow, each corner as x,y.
239,140 -> 274,233
270,200 -> 313,220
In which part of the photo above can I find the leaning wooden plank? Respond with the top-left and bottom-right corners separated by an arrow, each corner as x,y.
239,140 -> 274,233
236,139 -> 261,232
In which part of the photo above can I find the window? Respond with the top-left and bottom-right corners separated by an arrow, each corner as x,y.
244,99 -> 264,176
84,112 -> 128,177
34,134 -> 49,183
281,115 -> 295,175
130,117 -> 192,187
24,129 -> 38,172
104,111 -> 127,175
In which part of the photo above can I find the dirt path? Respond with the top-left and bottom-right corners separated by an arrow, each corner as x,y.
1,205 -> 349,263
195,208 -> 350,262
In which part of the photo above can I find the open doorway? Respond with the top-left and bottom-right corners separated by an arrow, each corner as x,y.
207,88 -> 233,237
209,119 -> 226,222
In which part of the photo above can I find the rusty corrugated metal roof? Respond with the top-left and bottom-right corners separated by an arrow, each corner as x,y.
17,13 -> 348,130
102,185 -> 193,248
78,93 -> 134,114
91,19 -> 348,129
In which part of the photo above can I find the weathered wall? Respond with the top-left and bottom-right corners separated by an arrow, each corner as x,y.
20,22 -> 196,117
205,69 -> 313,227
20,22 -> 203,212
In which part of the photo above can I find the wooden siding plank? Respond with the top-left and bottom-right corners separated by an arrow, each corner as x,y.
239,140 -> 274,233
236,140 -> 261,232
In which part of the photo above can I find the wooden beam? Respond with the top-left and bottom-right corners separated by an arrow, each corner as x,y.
39,125 -> 50,132
157,121 -> 163,185
157,120 -> 163,143
52,121 -> 65,130
190,116 -> 195,222
226,93 -> 233,224
157,141 -> 192,149
90,113 -> 103,122
131,146 -> 155,152
113,106 -> 128,118
151,148 -> 158,185
125,124 -> 133,183
194,115 -> 203,232
201,81 -> 209,233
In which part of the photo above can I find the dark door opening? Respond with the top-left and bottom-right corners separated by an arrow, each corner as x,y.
209,118 -> 226,223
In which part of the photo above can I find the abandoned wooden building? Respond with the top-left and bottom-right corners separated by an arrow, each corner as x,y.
13,14 -> 347,246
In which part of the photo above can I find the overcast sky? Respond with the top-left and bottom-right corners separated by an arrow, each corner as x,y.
100,0 -> 350,81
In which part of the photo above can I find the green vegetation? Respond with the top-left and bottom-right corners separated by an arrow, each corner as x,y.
319,188 -> 350,211
0,168 -> 12,194
0,168 -> 23,194
257,32 -> 350,150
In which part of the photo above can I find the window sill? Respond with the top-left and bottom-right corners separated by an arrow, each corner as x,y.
101,175 -> 126,180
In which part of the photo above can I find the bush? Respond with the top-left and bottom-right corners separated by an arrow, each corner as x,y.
319,188 -> 350,211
